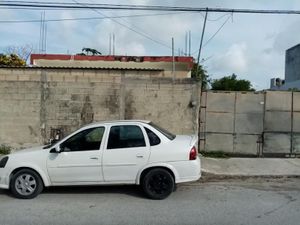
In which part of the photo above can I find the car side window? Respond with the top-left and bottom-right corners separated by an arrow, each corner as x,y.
60,127 -> 105,152
144,127 -> 161,146
107,125 -> 146,149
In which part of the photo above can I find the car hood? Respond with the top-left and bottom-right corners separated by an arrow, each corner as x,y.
11,145 -> 45,155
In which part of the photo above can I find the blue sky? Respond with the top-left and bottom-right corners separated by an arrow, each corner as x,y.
1,0 -> 300,89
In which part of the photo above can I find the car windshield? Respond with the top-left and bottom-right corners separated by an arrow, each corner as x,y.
149,122 -> 176,140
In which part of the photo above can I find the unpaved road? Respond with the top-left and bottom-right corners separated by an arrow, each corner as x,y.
0,178 -> 299,225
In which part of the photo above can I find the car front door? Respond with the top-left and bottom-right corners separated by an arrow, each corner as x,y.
47,126 -> 105,184
102,125 -> 150,182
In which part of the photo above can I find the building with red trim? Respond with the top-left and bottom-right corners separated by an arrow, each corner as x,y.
30,54 -> 194,78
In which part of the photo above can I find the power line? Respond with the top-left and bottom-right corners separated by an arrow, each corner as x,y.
88,0 -> 172,48
71,0 -> 173,50
191,14 -> 232,56
203,15 -> 232,48
0,12 -> 186,23
85,0 -> 172,50
1,2 -> 300,15
200,12 -> 232,21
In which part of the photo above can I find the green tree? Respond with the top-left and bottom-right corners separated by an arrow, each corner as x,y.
0,54 -> 26,67
211,74 -> 255,91
191,63 -> 210,90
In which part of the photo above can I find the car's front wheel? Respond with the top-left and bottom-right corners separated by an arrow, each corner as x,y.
142,168 -> 175,200
10,169 -> 44,199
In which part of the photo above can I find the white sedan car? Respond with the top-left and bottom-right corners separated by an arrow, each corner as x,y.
0,120 -> 201,199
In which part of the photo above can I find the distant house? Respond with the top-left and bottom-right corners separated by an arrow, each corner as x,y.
30,54 -> 194,79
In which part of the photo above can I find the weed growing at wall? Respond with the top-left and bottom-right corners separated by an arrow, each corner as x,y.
200,151 -> 230,158
0,144 -> 11,155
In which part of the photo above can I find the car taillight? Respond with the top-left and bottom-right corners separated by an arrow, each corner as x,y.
189,146 -> 197,160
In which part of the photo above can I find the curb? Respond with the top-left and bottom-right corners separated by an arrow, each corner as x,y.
200,171 -> 300,182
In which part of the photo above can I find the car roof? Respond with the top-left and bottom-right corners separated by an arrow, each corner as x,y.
85,120 -> 151,127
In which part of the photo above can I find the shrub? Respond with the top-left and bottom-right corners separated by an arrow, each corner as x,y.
0,144 -> 12,155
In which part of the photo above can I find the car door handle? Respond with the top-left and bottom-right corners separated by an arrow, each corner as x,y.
136,154 -> 144,158
90,157 -> 99,160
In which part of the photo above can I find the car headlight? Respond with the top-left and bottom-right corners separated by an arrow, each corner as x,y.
0,156 -> 9,168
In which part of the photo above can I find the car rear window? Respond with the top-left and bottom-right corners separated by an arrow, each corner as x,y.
149,122 -> 176,140
144,127 -> 161,146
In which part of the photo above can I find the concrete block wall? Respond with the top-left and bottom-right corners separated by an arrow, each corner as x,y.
201,91 -> 264,156
201,90 -> 300,156
0,68 -> 199,149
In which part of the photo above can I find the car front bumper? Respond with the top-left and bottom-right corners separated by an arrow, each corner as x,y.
0,169 -> 9,189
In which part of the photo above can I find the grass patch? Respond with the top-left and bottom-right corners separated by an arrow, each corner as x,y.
0,144 -> 12,155
200,151 -> 230,158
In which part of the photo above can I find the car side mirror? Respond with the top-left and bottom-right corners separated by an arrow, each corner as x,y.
50,145 -> 61,153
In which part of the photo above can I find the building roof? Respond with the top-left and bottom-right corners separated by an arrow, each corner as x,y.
31,54 -> 194,64
286,43 -> 300,52
30,54 -> 194,71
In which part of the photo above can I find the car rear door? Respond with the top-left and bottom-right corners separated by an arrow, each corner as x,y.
102,124 -> 150,182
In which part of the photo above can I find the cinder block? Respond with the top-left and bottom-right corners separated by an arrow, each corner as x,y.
235,92 -> 264,113
205,133 -> 234,153
292,133 -> 300,154
293,92 -> 300,112
263,133 -> 291,154
205,112 -> 234,133
206,92 -> 235,113
265,91 -> 292,111
292,112 -> 300,132
235,113 -> 264,134
264,111 -> 291,132
234,134 -> 259,155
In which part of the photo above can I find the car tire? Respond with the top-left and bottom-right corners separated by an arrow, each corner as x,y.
10,169 -> 44,199
142,168 -> 175,200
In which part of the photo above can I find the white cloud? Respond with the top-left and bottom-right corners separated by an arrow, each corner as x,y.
272,19 -> 300,53
210,42 -> 248,74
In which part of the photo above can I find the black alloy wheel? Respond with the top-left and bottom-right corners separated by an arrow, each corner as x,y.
142,168 -> 175,200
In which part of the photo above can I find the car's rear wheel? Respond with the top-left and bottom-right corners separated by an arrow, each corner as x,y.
142,168 -> 175,200
10,169 -> 43,199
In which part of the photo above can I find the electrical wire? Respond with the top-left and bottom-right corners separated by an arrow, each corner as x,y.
0,12 -> 187,23
86,0 -> 173,50
191,14 -> 231,56
71,0 -> 173,50
1,2 -> 300,15
203,15 -> 232,48
200,12 -> 232,21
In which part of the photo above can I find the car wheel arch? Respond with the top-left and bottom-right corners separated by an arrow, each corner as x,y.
136,164 -> 179,185
9,167 -> 49,188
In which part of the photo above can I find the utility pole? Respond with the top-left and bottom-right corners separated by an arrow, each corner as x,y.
196,9 -> 208,69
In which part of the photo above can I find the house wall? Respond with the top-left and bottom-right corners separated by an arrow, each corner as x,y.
0,68 -> 200,149
285,44 -> 300,82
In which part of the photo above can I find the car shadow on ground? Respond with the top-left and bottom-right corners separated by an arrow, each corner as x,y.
44,185 -> 145,198
0,185 -> 146,199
